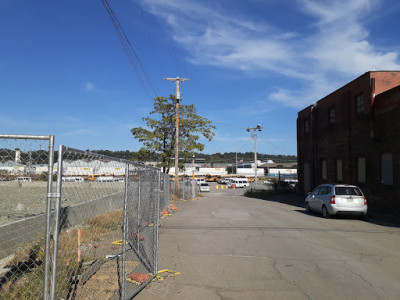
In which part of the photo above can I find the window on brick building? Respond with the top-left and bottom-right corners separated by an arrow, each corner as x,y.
356,94 -> 364,114
328,106 -> 335,124
304,119 -> 309,133
357,157 -> 366,184
381,153 -> 393,186
336,159 -> 343,182
321,160 -> 327,180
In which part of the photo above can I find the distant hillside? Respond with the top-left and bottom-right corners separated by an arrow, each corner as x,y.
194,152 -> 297,164
92,150 -> 297,164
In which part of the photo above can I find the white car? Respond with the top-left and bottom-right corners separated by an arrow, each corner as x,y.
195,178 -> 206,185
199,183 -> 210,192
305,184 -> 367,218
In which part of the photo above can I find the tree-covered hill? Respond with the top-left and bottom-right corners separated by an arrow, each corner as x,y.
92,150 -> 296,164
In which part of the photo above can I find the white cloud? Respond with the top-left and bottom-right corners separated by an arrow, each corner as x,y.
140,0 -> 400,108
85,82 -> 97,92
63,129 -> 94,137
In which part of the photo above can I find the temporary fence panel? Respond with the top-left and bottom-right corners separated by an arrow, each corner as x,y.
159,173 -> 170,214
0,134 -> 55,300
177,177 -> 198,201
49,146 -> 162,300
0,137 -> 167,300
120,168 -> 160,298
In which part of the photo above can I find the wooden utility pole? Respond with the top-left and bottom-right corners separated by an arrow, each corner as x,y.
164,77 -> 189,197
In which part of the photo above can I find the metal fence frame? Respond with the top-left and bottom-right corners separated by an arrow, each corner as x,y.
0,137 -> 169,299
0,134 -> 55,299
50,145 -> 165,299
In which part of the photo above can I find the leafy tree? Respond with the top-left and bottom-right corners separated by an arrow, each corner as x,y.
131,95 -> 216,173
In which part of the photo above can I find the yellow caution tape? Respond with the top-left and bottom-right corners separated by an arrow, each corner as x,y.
126,269 -> 180,285
112,240 -> 128,245
126,278 -> 142,285
154,269 -> 181,281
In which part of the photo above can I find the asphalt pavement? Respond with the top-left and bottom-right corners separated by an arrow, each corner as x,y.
135,187 -> 400,300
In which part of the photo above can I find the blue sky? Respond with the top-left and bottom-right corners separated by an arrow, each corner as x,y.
1,0 -> 400,155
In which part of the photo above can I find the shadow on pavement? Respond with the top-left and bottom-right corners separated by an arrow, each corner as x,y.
254,193 -> 305,208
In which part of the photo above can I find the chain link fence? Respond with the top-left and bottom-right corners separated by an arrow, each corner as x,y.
172,177 -> 197,201
0,136 -> 168,299
0,134 -> 55,299
180,177 -> 198,200
159,173 -> 170,213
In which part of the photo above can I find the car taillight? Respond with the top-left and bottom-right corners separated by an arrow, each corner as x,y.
364,196 -> 367,206
330,196 -> 335,204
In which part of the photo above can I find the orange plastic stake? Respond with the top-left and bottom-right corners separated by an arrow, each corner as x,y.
77,228 -> 82,264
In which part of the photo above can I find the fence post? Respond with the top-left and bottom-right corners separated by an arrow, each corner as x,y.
154,170 -> 161,273
121,163 -> 130,300
50,144 -> 64,300
183,177 -> 186,200
43,135 -> 55,300
137,171 -> 142,251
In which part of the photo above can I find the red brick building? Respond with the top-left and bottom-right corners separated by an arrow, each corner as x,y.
297,71 -> 400,212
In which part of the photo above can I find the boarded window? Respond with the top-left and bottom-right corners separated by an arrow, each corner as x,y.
322,160 -> 327,180
336,159 -> 343,182
381,153 -> 393,186
356,94 -> 364,114
303,163 -> 311,193
304,119 -> 309,133
357,157 -> 366,184
328,106 -> 335,124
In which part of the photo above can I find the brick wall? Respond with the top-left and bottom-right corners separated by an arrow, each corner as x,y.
297,71 -> 400,214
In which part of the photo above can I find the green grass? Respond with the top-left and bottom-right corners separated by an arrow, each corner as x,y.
243,189 -> 281,199
0,210 -> 124,299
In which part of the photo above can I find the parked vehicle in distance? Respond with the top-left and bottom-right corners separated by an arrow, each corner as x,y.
62,176 -> 84,182
199,183 -> 210,192
218,178 -> 229,184
13,176 -> 32,182
305,184 -> 367,218
227,178 -> 249,188
195,178 -> 206,185
206,175 -> 220,182
95,176 -> 114,182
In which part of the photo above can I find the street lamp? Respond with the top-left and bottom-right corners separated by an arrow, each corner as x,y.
247,124 -> 263,184
192,154 -> 195,179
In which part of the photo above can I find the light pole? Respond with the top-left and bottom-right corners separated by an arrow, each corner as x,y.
246,124 -> 263,184
235,152 -> 238,176
164,77 -> 189,198
192,154 -> 195,180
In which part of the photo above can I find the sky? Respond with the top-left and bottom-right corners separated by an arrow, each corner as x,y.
1,0 -> 400,156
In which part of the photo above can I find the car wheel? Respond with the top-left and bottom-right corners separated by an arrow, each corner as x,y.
321,205 -> 330,218
305,202 -> 311,213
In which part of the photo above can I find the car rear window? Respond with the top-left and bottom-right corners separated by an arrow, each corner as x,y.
335,187 -> 363,196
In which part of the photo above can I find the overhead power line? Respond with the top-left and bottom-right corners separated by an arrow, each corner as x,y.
101,0 -> 159,98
